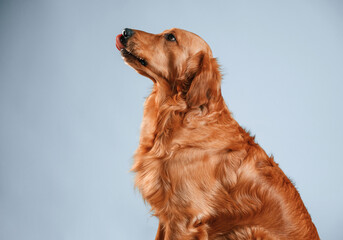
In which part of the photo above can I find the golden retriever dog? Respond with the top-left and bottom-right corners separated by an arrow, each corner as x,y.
116,28 -> 319,240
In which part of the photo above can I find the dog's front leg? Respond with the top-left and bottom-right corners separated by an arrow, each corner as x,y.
155,221 -> 165,240
160,219 -> 208,240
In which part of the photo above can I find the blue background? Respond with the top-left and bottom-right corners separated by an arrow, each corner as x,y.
1,0 -> 342,239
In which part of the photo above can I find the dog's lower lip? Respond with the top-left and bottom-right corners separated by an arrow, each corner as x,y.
122,48 -> 147,66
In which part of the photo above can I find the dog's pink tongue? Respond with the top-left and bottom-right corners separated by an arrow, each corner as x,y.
116,34 -> 125,51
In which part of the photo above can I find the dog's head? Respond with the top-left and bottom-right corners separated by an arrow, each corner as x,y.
116,28 -> 221,107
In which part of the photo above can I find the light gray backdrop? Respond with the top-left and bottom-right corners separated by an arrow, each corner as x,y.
1,0 -> 342,239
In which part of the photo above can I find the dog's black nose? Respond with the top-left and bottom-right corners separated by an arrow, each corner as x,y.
122,28 -> 134,39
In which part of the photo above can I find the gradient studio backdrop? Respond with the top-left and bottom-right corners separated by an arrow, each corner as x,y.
0,0 -> 342,239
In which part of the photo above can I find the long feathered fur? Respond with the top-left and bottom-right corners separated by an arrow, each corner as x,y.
119,28 -> 319,240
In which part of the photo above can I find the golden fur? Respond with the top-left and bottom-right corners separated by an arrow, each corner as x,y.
118,28 -> 319,239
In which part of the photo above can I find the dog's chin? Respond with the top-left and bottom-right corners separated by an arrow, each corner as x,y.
121,50 -> 159,82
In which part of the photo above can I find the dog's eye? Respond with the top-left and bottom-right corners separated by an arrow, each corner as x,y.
165,33 -> 176,42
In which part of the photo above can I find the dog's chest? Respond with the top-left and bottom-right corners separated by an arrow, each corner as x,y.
142,149 -> 222,219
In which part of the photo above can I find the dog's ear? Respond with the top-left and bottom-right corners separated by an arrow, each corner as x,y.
184,51 -> 221,108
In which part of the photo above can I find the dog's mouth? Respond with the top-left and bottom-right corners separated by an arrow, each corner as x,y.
121,48 -> 147,66
116,34 -> 147,66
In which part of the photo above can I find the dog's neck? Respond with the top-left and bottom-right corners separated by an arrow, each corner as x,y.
135,82 -> 245,159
